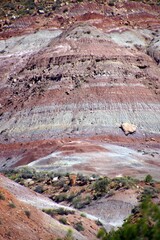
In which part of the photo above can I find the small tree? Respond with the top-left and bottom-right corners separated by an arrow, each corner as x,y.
145,174 -> 153,183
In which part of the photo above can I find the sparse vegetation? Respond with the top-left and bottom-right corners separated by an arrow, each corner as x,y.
97,197 -> 160,240
4,170 -> 159,214
1,169 -> 160,240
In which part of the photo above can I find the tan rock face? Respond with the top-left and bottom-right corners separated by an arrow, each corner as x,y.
120,123 -> 137,135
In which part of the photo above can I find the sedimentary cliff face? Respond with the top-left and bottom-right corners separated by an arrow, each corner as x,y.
0,1 -> 160,176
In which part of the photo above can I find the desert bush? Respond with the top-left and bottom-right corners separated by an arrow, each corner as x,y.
141,186 -> 158,199
56,179 -> 66,188
145,174 -> 153,183
43,208 -> 56,217
93,178 -> 109,193
34,185 -> 44,193
55,193 -> 67,202
97,197 -> 160,240
74,221 -> 84,232
80,213 -> 86,217
24,210 -> 31,218
8,201 -> 16,208
56,229 -> 74,240
59,217 -> 67,225
72,196 -> 84,209
20,167 -> 35,179
56,207 -> 75,215
113,176 -> 137,189
67,192 -> 77,202
63,184 -> 70,192
72,195 -> 89,209
43,207 -> 74,217
64,229 -> 74,240
77,173 -> 88,185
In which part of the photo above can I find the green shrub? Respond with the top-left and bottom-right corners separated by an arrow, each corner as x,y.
64,229 -> 74,240
57,229 -> 74,240
74,221 -> 84,232
59,217 -> 67,225
20,167 -> 35,179
113,176 -> 137,189
97,197 -> 160,240
67,192 -> 77,202
43,207 -> 74,217
145,174 -> 153,183
93,178 -> 109,193
56,207 -> 75,215
55,193 -> 67,202
80,213 -> 86,217
72,196 -> 85,209
42,208 -> 56,217
142,186 -> 158,199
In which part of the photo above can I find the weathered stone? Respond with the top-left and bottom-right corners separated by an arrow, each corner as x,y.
120,123 -> 137,135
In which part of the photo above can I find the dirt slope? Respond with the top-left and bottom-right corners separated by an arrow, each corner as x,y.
0,174 -> 100,240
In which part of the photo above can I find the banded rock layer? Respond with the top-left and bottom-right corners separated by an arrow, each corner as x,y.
0,1 -> 160,172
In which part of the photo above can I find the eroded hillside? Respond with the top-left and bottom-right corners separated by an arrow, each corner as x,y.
0,1 -> 160,239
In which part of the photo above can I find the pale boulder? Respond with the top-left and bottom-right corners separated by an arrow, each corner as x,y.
120,122 -> 137,135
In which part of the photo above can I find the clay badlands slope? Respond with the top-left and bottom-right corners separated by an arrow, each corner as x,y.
0,174 -> 98,240
0,0 -> 160,178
